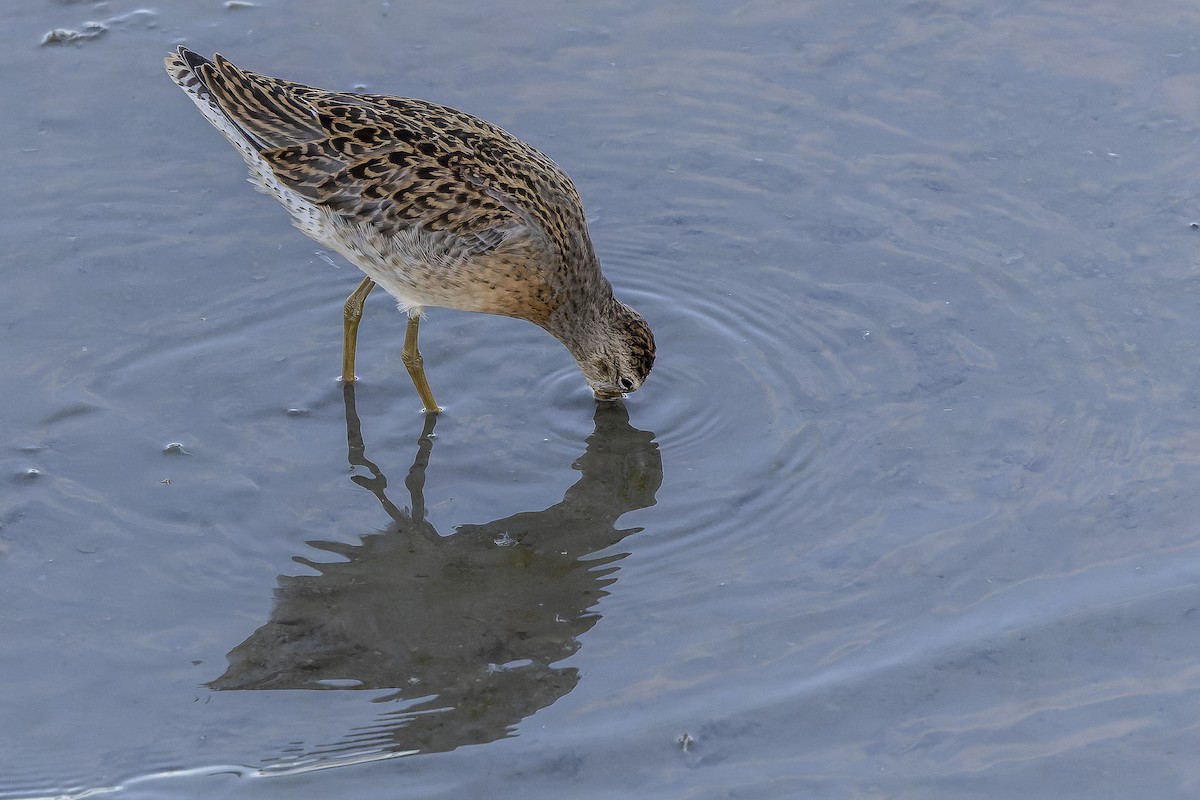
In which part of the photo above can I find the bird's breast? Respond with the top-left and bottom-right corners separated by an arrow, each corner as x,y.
321,214 -> 557,323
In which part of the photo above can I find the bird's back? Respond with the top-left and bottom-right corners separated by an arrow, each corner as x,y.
164,48 -> 605,323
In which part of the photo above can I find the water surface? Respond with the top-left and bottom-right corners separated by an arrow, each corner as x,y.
5,0 -> 1200,798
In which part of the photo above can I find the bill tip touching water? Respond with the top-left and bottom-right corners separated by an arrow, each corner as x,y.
164,46 -> 654,413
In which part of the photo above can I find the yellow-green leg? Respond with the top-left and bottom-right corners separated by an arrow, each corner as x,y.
342,276 -> 375,382
402,313 -> 440,413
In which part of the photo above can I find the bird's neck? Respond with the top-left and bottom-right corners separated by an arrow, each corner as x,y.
545,277 -> 620,354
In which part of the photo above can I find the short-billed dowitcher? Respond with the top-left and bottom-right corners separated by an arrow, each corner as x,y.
164,47 -> 654,412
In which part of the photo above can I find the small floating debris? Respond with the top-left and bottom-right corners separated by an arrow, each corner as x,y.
676,732 -> 696,752
225,0 -> 257,8
1191,222 -> 1199,230
163,442 -> 189,455
285,407 -> 311,417
41,22 -> 106,45
18,468 -> 41,481
41,9 -> 158,46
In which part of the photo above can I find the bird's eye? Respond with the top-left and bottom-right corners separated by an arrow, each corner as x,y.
618,377 -> 634,391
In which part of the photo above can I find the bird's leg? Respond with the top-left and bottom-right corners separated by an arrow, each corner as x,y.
341,276 -> 375,382
402,311 -> 441,413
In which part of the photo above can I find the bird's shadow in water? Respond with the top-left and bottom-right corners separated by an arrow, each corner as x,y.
209,384 -> 662,763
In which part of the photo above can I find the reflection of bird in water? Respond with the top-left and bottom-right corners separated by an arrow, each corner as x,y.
209,384 -> 661,763
164,48 -> 655,411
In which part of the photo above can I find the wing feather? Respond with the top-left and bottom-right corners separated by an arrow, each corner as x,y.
188,50 -> 541,258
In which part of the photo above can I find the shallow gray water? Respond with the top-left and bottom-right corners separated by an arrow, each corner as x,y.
5,0 -> 1200,797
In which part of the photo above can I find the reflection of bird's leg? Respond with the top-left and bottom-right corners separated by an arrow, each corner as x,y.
342,276 -> 375,382
406,413 -> 437,521
342,381 -> 439,523
343,381 -> 387,492
342,381 -> 402,520
402,312 -> 441,413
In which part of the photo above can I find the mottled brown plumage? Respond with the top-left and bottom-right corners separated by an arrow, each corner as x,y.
164,47 -> 654,411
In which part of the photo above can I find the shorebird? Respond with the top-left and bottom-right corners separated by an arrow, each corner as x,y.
164,47 -> 654,412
